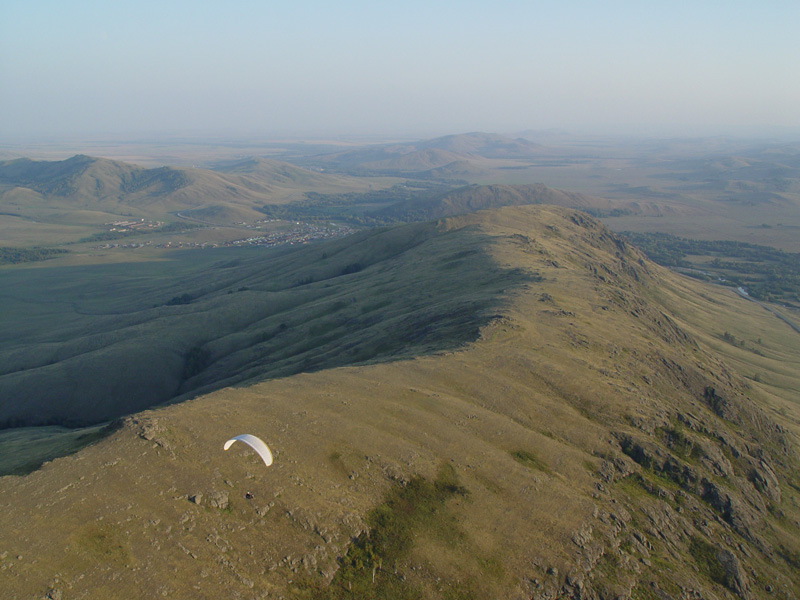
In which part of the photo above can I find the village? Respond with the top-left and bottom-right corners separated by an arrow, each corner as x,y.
104,219 -> 162,231
91,219 -> 357,251
225,220 -> 357,248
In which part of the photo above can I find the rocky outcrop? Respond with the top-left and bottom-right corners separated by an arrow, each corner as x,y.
717,548 -> 752,599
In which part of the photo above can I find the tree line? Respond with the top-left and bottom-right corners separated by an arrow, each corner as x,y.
0,247 -> 69,265
622,232 -> 800,306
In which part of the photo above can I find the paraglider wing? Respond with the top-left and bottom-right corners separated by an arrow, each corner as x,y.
224,434 -> 273,467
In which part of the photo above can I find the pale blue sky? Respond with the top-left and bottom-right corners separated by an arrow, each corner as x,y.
2,0 -> 799,140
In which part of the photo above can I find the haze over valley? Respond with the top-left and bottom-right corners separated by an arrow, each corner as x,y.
3,2 -> 800,599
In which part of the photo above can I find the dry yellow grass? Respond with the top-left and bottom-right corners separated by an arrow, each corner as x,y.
1,206 -> 798,599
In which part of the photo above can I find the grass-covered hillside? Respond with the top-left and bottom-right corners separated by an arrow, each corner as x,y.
259,182 -> 615,227
0,154 -> 384,235
0,218 -> 534,429
1,205 -> 798,599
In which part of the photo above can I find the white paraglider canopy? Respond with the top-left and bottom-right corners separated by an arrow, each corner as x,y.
224,434 -> 273,467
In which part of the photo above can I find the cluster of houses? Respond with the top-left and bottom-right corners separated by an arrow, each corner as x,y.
105,219 -> 161,231
227,222 -> 356,247
92,240 -> 216,250
91,220 -> 356,252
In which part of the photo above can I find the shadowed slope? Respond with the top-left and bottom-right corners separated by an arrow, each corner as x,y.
0,206 -> 798,600
0,219 -> 532,428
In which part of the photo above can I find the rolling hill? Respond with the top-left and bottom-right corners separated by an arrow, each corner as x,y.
415,132 -> 546,157
296,132 -> 557,175
208,157 -> 340,187
259,182 -> 624,227
0,154 -> 380,229
359,148 -> 467,173
372,183 -> 617,222
1,205 -> 799,599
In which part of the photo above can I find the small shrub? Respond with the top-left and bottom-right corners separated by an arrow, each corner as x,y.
318,465 -> 468,599
688,536 -> 727,587
777,544 -> 800,569
510,450 -> 552,474
660,426 -> 702,461
166,293 -> 193,306
182,346 -> 210,379
340,262 -> 363,275
291,275 -> 315,287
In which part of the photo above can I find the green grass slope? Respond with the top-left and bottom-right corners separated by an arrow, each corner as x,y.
0,206 -> 798,600
210,157 -> 334,184
0,219 -> 533,428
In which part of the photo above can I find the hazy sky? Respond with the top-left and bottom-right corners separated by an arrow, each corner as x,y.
2,0 -> 799,140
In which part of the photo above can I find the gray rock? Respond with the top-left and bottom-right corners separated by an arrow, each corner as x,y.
717,548 -> 751,599
207,490 -> 229,510
748,461 -> 781,503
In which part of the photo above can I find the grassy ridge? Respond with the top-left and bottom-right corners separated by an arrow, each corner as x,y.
0,205 -> 798,599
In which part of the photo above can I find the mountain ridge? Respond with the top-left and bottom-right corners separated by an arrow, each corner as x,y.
416,131 -> 546,157
298,131 -> 557,174
1,205 -> 798,599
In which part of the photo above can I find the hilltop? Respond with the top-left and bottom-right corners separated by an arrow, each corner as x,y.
1,205 -> 798,599
209,157 -> 338,187
416,132 -> 546,157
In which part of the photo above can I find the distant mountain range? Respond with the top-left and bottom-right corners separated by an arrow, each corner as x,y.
4,132 -> 800,248
0,144 -> 621,234
0,154 -> 369,224
294,131 -> 556,175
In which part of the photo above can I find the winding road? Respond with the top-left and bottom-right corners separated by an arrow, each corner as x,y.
735,286 -> 800,336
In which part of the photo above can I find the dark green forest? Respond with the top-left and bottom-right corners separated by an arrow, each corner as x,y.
622,231 -> 800,306
0,247 -> 68,265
